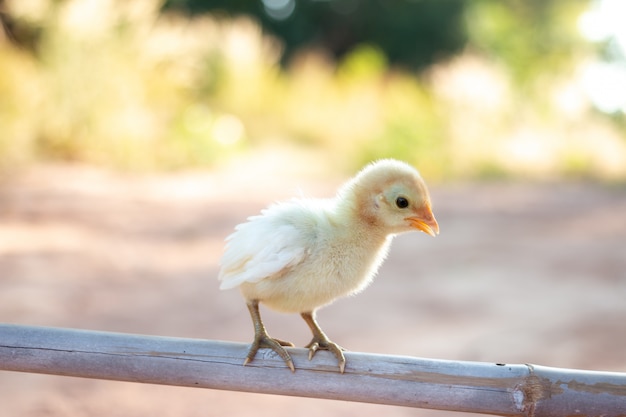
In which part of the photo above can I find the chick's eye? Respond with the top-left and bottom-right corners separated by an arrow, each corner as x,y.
395,196 -> 409,209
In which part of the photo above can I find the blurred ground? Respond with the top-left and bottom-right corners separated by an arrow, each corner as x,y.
1,157 -> 625,417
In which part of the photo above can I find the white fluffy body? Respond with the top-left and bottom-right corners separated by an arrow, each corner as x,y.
218,159 -> 437,314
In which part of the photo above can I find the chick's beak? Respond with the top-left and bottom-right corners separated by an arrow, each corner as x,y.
405,204 -> 439,237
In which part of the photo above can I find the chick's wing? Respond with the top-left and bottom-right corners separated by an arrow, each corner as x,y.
218,207 -> 308,290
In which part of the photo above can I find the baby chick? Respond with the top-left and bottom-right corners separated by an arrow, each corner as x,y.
218,159 -> 439,373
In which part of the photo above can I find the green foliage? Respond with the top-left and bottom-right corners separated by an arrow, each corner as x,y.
338,44 -> 388,81
355,72 -> 449,178
163,0 -> 468,70
1,0 -> 253,170
1,0 -> 625,180
466,0 -> 589,87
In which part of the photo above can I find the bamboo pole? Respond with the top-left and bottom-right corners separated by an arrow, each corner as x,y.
0,324 -> 624,416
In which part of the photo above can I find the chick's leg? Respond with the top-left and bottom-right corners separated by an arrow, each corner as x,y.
244,300 -> 295,372
301,311 -> 346,373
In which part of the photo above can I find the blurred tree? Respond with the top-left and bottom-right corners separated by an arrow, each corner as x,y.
466,0 -> 589,87
162,0 -> 467,70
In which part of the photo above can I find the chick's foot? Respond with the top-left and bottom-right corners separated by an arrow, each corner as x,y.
244,334 -> 295,372
301,312 -> 346,373
305,336 -> 346,372
245,300 -> 295,372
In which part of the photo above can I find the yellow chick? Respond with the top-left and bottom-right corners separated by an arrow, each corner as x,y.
218,159 -> 439,373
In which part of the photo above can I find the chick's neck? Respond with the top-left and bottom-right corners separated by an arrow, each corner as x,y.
331,188 -> 390,245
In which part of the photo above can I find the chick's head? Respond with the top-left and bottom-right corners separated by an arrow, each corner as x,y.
341,159 -> 439,236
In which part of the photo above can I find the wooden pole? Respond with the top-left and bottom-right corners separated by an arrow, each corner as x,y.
0,324 -> 624,416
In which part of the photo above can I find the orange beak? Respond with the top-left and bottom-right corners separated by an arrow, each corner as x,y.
405,204 -> 439,237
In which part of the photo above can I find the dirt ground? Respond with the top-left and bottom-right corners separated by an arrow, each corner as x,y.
1,158 -> 625,417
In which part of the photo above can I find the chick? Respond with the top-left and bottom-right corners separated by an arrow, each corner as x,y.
218,159 -> 439,373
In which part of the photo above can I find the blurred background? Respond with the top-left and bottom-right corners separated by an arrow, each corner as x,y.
1,0 -> 626,177
0,0 -> 625,416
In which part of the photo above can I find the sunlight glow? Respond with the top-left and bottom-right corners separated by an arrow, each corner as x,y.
212,114 -> 245,146
581,62 -> 626,114
579,0 -> 626,51
578,0 -> 626,114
